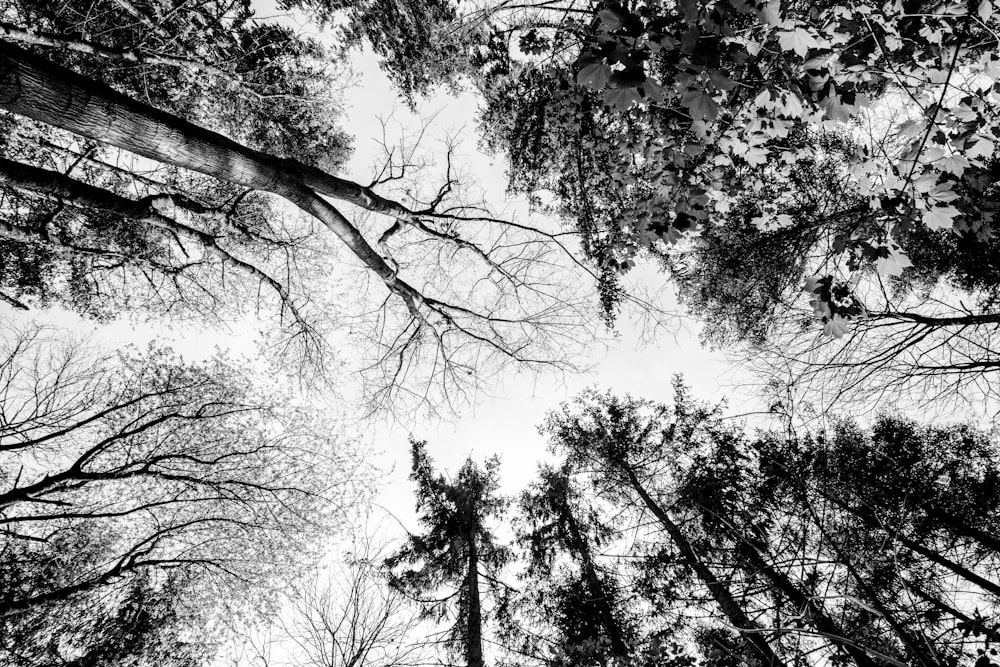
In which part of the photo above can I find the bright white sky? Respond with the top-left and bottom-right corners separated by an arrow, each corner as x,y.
326,47 -> 768,529
0,2 -> 772,538
0,5 -> 782,663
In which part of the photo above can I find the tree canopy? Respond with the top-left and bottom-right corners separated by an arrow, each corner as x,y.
0,323 -> 372,666
388,384 -> 1000,667
337,0 -> 1000,412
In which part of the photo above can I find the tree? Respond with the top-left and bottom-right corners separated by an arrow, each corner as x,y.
543,385 -> 794,667
538,382 -> 1000,667
0,20 -> 595,410
386,440 -> 511,667
515,463 -> 637,667
0,323 -> 373,665
0,0 -> 350,327
242,528 -> 432,667
335,0 -> 1000,410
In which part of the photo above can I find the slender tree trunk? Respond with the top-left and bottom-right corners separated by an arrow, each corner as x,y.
620,466 -> 788,667
735,540 -> 882,667
467,538 -> 484,667
903,579 -> 1000,643
0,21 -> 238,82
563,508 -> 629,658
925,506 -> 1000,555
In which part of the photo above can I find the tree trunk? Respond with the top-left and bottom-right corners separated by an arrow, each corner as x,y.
467,539 -> 484,667
816,487 -> 1000,598
621,466 -> 787,667
736,542 -> 881,667
563,504 -> 629,659
0,42 -> 419,301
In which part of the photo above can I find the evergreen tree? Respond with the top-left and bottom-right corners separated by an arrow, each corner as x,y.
516,463 -> 635,667
386,440 -> 511,667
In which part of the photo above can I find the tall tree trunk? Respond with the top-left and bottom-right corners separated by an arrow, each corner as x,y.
735,540 -> 882,667
620,466 -> 787,667
467,538 -> 484,667
0,42 -> 422,305
563,507 -> 629,659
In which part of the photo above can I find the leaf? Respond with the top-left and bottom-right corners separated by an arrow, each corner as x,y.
926,183 -> 960,204
979,0 -> 994,21
912,173 -> 938,193
760,0 -> 781,26
710,71 -> 736,91
743,145 -> 769,166
823,314 -> 850,339
780,92 -> 804,117
966,135 -> 995,159
803,276 -> 823,294
642,78 -> 666,104
751,213 -> 793,231
939,153 -> 971,176
875,246 -> 913,277
922,204 -> 960,230
598,8 -> 625,31
605,87 -> 641,110
682,90 -> 719,120
577,61 -> 612,90
778,27 -> 819,58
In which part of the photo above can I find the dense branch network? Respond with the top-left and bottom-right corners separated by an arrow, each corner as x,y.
0,31 -> 596,411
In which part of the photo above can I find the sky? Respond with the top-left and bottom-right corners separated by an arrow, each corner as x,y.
330,49 -> 769,530
0,0 -> 769,538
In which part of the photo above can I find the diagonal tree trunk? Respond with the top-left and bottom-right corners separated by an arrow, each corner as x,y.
620,465 -> 788,667
0,41 -> 423,309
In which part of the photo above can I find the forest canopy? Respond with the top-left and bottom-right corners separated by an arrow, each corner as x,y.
1,0 -> 999,666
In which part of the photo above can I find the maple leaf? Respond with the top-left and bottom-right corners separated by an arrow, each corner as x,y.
598,7 -> 625,31
925,183 -> 960,204
966,135 -> 995,159
682,90 -> 720,121
780,93 -> 804,118
743,145 -> 769,166
577,61 -> 611,90
642,78 -> 666,104
605,88 -> 641,110
778,28 -> 819,57
922,205 -> 960,231
875,246 -> 913,277
940,154 -> 971,176
760,0 -> 781,26
823,314 -> 850,339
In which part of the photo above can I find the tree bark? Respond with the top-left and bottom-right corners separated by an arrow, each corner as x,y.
562,501 -> 630,659
467,538 -> 484,667
0,41 -> 421,304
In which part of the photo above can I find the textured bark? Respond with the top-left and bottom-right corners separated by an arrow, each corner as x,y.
0,42 -> 420,302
